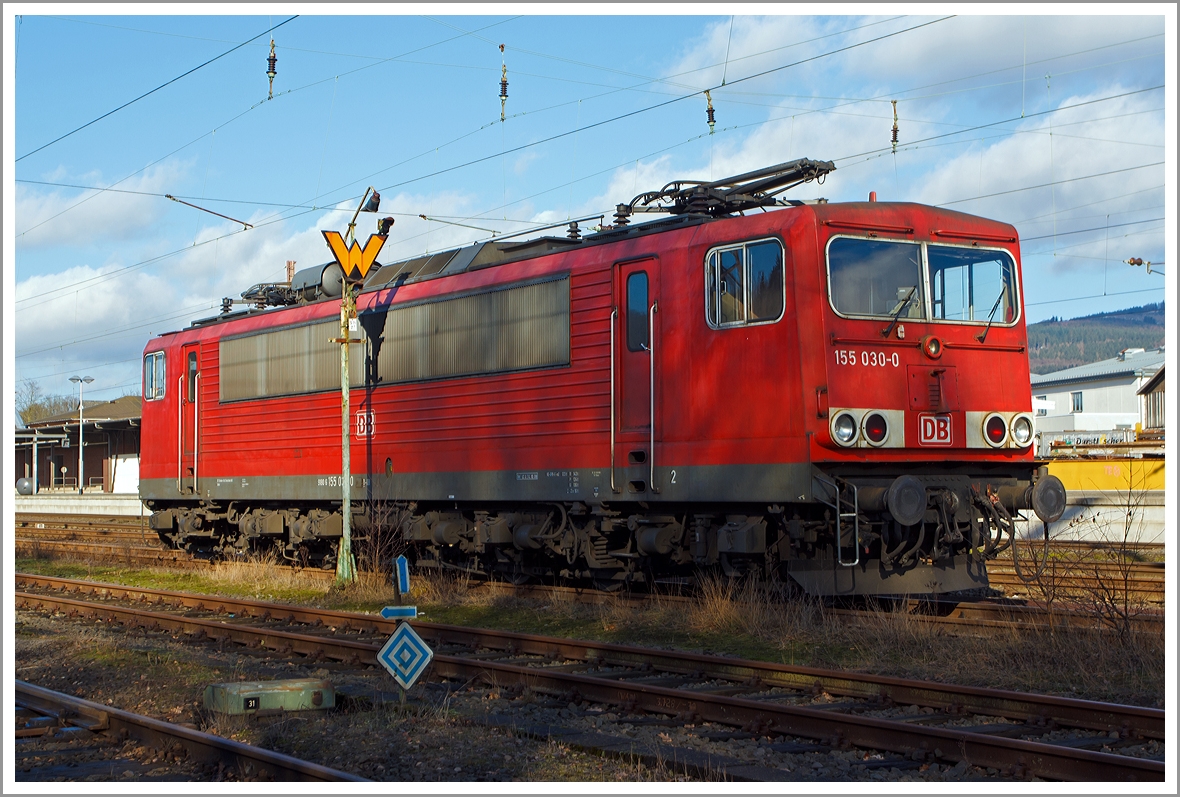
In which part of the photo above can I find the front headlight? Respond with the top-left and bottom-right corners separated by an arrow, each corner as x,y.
833,412 -> 858,446
1010,415 -> 1033,447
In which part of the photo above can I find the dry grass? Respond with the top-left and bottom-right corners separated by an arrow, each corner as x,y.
19,542 -> 1163,708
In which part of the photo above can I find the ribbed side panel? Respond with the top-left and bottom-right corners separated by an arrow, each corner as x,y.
377,277 -> 570,383
220,320 -> 361,401
201,268 -> 605,472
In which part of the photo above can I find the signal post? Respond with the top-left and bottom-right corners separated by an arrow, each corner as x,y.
323,189 -> 388,585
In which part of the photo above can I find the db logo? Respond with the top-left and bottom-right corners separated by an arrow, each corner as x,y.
919,413 -> 952,446
354,410 -> 375,438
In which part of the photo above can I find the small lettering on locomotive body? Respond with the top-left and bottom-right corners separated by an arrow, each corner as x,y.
833,349 -> 900,368
516,472 -> 538,481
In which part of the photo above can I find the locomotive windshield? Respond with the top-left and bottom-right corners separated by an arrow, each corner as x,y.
827,239 -> 924,319
927,245 -> 1017,324
826,238 -> 1018,325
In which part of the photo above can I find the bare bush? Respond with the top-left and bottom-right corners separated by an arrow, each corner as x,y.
354,500 -> 415,581
1011,484 -> 1160,644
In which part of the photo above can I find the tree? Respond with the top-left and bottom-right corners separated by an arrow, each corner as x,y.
15,380 -> 77,426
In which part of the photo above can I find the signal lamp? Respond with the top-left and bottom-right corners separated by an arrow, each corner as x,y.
1010,415 -> 1033,447
984,413 -> 1008,447
832,412 -> 858,446
920,334 -> 943,359
863,412 -> 888,445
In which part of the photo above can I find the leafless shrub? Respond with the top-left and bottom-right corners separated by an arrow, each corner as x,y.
354,500 -> 414,580
1012,483 -> 1160,644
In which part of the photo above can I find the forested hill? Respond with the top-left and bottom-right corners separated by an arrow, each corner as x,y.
1027,302 -> 1165,375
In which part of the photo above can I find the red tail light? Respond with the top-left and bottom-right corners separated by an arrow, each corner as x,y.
864,412 -> 888,444
985,414 -> 1007,446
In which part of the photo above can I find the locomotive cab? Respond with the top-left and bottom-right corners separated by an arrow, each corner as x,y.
790,202 -> 1066,594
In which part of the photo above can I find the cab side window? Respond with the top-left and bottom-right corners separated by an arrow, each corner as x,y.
143,352 -> 166,400
706,238 -> 784,328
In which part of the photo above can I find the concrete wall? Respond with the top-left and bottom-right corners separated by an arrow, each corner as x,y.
14,493 -> 147,516
1013,490 -> 1164,545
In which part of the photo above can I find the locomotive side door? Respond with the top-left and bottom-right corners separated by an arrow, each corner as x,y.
180,343 -> 200,494
613,258 -> 660,493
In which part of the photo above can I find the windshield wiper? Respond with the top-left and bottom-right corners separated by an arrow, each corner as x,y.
974,287 -> 1006,342
880,287 -> 917,338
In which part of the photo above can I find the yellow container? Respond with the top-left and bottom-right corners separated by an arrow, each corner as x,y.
1047,458 -> 1165,493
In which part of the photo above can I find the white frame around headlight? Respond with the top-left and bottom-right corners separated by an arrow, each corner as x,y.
860,411 -> 889,447
831,411 -> 860,447
982,412 -> 1009,448
1009,413 -> 1034,448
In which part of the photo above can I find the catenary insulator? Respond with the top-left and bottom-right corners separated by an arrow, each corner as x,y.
705,90 -> 716,135
500,62 -> 508,122
890,100 -> 898,153
267,39 -> 278,100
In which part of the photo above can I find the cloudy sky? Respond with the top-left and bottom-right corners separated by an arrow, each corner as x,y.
5,8 -> 1174,406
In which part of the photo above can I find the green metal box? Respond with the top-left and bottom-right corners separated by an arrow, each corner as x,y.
203,678 -> 334,715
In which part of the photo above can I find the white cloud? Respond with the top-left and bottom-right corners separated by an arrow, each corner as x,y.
16,161 -> 191,249
12,185 -> 493,399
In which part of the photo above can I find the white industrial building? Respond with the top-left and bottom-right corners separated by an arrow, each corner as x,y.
1030,347 -> 1164,455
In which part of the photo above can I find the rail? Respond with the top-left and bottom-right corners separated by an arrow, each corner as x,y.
14,575 -> 1164,782
15,680 -> 367,781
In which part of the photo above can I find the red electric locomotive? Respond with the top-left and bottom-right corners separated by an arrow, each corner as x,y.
140,160 -> 1066,596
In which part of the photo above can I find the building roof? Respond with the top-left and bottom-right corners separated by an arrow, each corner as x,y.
26,395 -> 142,428
1031,347 -> 1164,389
1138,364 -> 1165,396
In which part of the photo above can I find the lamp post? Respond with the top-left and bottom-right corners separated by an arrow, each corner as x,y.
69,376 -> 93,493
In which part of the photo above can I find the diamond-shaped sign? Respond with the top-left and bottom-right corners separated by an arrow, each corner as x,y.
377,622 -> 433,690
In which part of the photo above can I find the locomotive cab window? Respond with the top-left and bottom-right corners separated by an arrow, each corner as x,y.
827,238 -> 923,319
928,245 -> 1017,324
187,352 -> 198,402
626,272 -> 649,351
705,238 -> 784,328
143,351 -> 166,401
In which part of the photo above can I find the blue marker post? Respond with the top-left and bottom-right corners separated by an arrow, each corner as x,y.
384,555 -> 419,703
396,554 -> 411,597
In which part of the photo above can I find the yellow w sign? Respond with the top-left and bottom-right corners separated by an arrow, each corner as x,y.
322,231 -> 387,280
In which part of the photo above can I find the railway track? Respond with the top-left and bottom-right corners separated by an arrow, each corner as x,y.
16,519 -> 1161,637
14,680 -> 366,782
15,536 -> 1164,635
15,573 -> 1165,782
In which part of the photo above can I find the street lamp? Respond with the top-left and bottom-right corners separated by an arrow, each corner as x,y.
69,376 -> 93,494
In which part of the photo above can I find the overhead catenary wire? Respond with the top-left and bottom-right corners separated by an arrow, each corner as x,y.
16,20 -> 1162,312
16,19 -> 1164,393
14,86 -> 1165,311
16,16 -> 298,162
20,16 -> 1150,247
15,17 -> 520,240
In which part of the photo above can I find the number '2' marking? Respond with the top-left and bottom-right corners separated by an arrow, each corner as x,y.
670,470 -> 677,484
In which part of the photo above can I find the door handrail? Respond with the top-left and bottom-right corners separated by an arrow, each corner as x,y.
177,375 -> 183,494
609,308 -> 619,494
649,300 -> 659,494
193,372 -> 200,496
